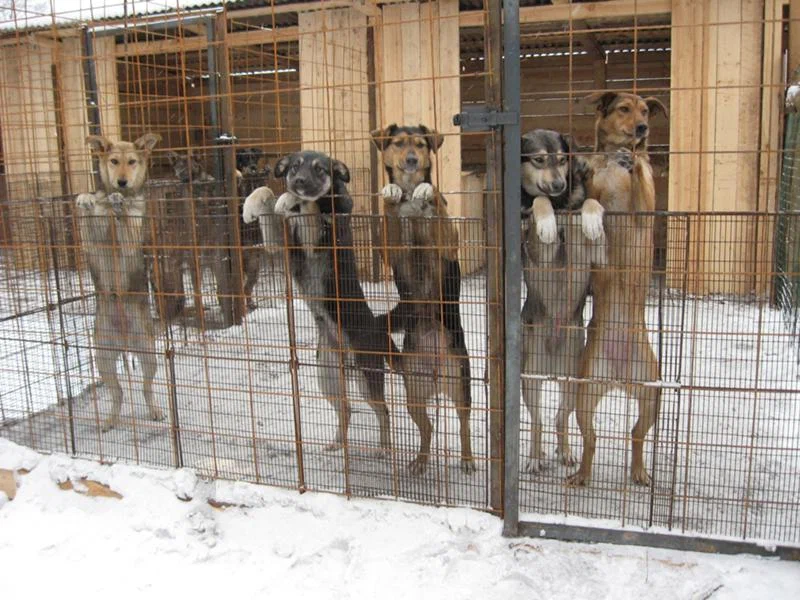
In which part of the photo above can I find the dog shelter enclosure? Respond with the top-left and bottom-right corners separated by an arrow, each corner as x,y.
0,0 -> 799,558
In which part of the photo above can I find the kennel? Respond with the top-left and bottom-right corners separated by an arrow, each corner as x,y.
0,0 -> 799,559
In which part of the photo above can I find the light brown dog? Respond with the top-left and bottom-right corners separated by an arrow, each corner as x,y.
371,124 -> 474,475
75,133 -> 163,431
566,92 -> 667,486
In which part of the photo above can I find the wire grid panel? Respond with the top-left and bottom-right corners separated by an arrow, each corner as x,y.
518,212 -> 800,546
0,198 -> 495,508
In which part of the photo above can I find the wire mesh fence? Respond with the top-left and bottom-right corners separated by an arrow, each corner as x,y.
0,0 -> 799,557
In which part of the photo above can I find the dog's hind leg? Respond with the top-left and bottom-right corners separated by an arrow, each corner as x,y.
629,339 -> 661,486
317,342 -> 350,451
404,380 -> 433,475
358,357 -> 391,458
555,381 -> 577,466
522,376 -> 545,473
132,303 -> 163,423
453,359 -> 475,474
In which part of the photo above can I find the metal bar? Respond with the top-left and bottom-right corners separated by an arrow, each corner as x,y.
518,521 -> 800,561
502,0 -> 522,537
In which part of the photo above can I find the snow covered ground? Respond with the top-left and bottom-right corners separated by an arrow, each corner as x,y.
1,438 -> 798,599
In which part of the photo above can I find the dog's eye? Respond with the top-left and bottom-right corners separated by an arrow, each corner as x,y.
315,164 -> 326,174
392,140 -> 403,147
128,159 -> 137,166
290,163 -> 299,174
110,159 -> 119,166
619,105 -> 630,113
642,108 -> 649,116
532,157 -> 545,165
415,141 -> 426,149
558,156 -> 567,166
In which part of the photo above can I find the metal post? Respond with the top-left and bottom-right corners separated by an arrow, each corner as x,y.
501,0 -> 522,537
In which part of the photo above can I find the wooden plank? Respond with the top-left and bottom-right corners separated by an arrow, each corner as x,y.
758,0 -> 784,295
459,0 -> 672,28
92,35 -> 122,140
299,8 -> 372,276
378,0 -> 462,215
57,36 -> 92,195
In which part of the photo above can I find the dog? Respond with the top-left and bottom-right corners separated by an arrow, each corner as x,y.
75,133 -> 163,431
519,129 -> 612,473
235,147 -> 279,309
371,124 -> 474,474
246,151 -> 397,457
566,91 -> 667,487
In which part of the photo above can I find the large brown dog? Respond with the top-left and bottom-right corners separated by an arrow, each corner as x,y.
566,92 -> 667,486
371,124 -> 474,475
75,133 -> 163,431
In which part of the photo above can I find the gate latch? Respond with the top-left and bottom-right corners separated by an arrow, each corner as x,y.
452,106 -> 518,131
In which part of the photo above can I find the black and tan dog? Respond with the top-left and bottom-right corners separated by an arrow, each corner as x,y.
566,91 -> 667,487
520,129 -> 610,473
75,133 -> 163,431
371,124 -> 474,475
249,151 -> 397,457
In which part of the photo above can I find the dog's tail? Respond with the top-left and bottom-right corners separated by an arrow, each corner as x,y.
630,155 -> 655,219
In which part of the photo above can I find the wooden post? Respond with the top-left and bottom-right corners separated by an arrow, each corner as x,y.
668,0 -> 770,295
298,7 -> 372,276
216,13 -> 246,327
377,0 -> 462,215
0,38 -> 63,268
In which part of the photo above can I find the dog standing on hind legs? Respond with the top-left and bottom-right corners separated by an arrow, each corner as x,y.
244,151 -> 397,457
519,129 -> 609,473
566,91 -> 667,487
76,133 -> 163,431
371,123 -> 474,475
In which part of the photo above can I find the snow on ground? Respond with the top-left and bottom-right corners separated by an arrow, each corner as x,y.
0,438 -> 798,600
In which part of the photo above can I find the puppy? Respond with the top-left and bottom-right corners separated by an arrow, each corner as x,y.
521,129 -> 605,243
263,151 -> 397,457
75,133 -> 163,431
235,147 -> 273,311
371,124 -> 474,474
519,129 -> 608,473
566,91 -> 667,487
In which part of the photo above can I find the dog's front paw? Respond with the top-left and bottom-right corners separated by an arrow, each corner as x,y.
536,214 -> 558,244
581,198 -> 605,241
611,148 -> 634,172
108,192 -> 125,216
273,192 -> 299,215
76,193 -> 97,211
381,183 -> 404,204
412,182 -> 435,203
523,457 -> 547,474
242,186 -> 276,223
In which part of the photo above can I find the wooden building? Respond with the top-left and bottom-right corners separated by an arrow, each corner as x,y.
0,0 -> 793,295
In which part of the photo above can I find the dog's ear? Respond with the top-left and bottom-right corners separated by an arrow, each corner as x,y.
644,96 -> 668,119
166,151 -> 181,165
370,124 -> 397,150
585,91 -> 619,116
332,159 -> 350,183
133,133 -> 161,154
560,134 -> 577,153
86,135 -> 113,154
418,124 -> 444,152
521,135 -> 534,158
334,196 -> 353,214
273,154 -> 293,178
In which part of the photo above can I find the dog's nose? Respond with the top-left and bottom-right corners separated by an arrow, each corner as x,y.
117,179 -> 127,188
550,179 -> 566,194
635,123 -> 648,138
293,176 -> 306,187
405,154 -> 418,167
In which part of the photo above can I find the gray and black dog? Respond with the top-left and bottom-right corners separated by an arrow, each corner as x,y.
520,129 -> 609,473
248,150 -> 398,458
